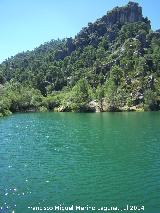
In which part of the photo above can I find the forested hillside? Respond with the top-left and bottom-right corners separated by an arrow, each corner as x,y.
1,2 -> 160,116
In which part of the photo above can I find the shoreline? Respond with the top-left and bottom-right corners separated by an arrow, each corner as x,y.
1,107 -> 160,118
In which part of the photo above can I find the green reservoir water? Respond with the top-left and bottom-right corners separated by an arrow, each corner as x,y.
0,112 -> 160,213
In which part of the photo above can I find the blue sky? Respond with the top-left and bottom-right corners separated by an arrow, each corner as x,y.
0,0 -> 160,62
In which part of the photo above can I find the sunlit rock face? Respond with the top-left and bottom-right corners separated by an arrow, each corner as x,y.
75,2 -> 143,48
102,2 -> 143,27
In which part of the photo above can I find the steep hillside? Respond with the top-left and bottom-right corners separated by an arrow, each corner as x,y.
0,2 -> 160,116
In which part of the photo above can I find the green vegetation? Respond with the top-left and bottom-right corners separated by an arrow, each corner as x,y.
1,2 -> 160,116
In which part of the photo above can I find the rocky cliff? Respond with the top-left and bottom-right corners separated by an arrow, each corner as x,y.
104,2 -> 143,26
56,2 -> 145,59
77,2 -> 143,37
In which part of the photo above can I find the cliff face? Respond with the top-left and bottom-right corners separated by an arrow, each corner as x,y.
53,2 -> 145,60
103,2 -> 143,27
75,2 -> 143,48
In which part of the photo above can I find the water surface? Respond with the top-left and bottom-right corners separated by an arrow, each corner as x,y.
0,112 -> 160,213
